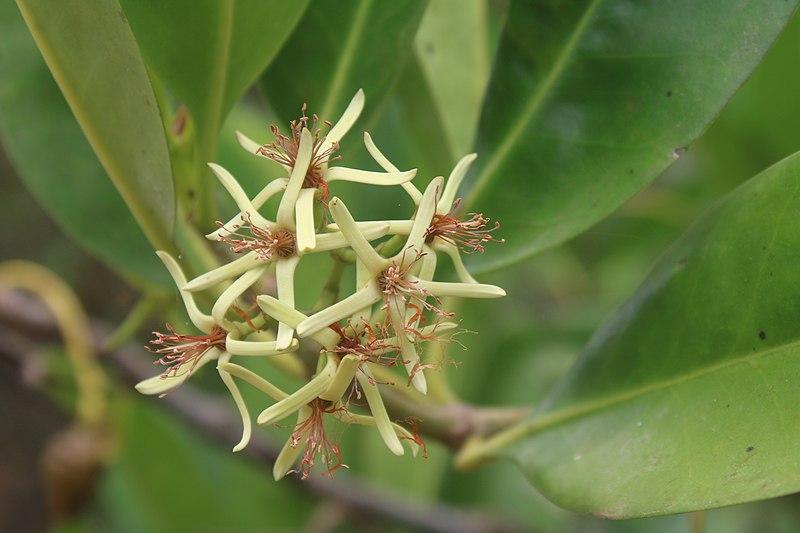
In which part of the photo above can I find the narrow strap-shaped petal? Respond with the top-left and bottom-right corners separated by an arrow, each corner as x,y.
437,241 -> 478,284
329,197 -> 387,276
418,244 -> 438,280
318,354 -> 360,402
437,153 -> 477,213
225,331 -> 299,356
273,407 -> 311,480
401,176 -> 444,256
314,223 -> 390,253
217,352 -> 252,452
208,178 -> 287,240
218,361 -> 289,402
332,405 -> 420,457
235,131 -> 291,172
208,163 -> 273,230
295,188 -> 317,253
325,167 -> 416,186
296,284 -> 381,338
356,367 -> 404,456
275,256 -> 300,350
327,220 -> 413,236
386,295 -> 427,394
256,295 -> 340,349
183,252 -> 266,292
405,245 -> 438,330
276,128 -> 313,229
320,89 -> 365,156
156,251 -> 215,333
235,130 -> 263,155
348,260 -> 373,326
257,355 -> 337,425
363,131 -> 422,202
412,278 -> 506,298
211,266 -> 268,326
135,347 -> 221,396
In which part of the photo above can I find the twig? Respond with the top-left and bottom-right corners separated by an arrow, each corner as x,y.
0,291 -> 528,533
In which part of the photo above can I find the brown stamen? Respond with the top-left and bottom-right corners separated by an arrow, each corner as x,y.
331,320 -> 400,369
377,248 -> 454,323
424,198 -> 504,254
255,105 -> 341,198
216,215 -> 296,260
145,324 -> 226,386
288,399 -> 348,479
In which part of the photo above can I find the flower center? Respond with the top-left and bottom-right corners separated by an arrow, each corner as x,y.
146,324 -> 226,380
255,104 -> 341,196
216,216 -> 296,260
331,321 -> 400,368
423,198 -> 504,253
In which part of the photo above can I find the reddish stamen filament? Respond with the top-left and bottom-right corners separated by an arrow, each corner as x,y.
146,324 -> 226,382
424,198 -> 504,254
289,399 -> 348,479
216,215 -> 296,260
255,104 -> 341,198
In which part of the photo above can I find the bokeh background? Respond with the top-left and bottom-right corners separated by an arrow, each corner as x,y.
2,2 -> 800,532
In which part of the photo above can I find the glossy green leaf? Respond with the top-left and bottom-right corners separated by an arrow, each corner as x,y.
462,151 -> 800,517
0,4 -> 169,288
414,0 -> 506,161
119,0 -> 308,222
104,396 -> 311,532
465,0 -> 799,273
17,0 -> 175,253
120,0 -> 307,135
260,0 -> 428,129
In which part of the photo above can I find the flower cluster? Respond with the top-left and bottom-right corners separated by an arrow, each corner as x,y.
136,90 -> 505,480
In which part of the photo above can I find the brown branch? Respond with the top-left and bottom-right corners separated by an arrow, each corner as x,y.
0,291 -> 529,533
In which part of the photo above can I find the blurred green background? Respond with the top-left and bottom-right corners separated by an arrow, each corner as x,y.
2,2 -> 800,532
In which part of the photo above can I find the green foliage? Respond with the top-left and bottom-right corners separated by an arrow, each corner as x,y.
16,0 -> 175,253
465,0 -> 798,273
0,3 -> 169,288
5,0 -> 800,529
260,0 -> 429,128
499,151 -> 800,517
119,0 -> 308,219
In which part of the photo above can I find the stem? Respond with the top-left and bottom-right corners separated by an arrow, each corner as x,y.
311,255 -> 347,313
0,261 -> 107,427
691,511 -> 705,533
102,292 -> 166,352
377,234 -> 407,258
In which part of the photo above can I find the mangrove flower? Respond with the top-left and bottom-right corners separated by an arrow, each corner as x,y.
361,133 -> 504,283
295,178 -> 505,394
136,89 -> 506,478
233,90 -> 416,252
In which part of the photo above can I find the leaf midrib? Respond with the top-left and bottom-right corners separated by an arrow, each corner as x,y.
319,0 -> 372,121
15,0 -> 173,253
465,0 -> 603,208
480,337 -> 800,457
205,0 -> 234,145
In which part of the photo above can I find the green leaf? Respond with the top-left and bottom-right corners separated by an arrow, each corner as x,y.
413,0 -> 506,161
119,0 -> 308,222
120,0 -> 307,135
260,0 -> 429,129
17,0 -> 176,254
0,4 -> 169,288
461,151 -> 800,517
465,0 -> 800,273
103,396 -> 311,532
